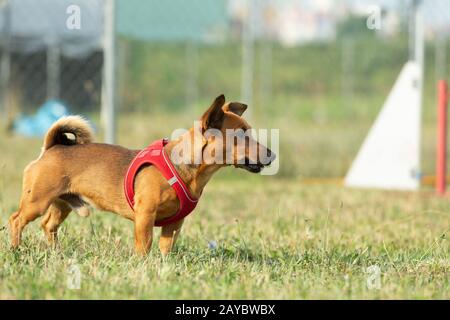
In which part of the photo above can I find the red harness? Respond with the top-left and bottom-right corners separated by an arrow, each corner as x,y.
124,138 -> 199,227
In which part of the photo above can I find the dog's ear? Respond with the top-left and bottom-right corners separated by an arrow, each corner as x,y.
202,94 -> 226,130
223,102 -> 247,116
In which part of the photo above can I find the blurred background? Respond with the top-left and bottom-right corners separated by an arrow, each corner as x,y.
1,0 -> 450,181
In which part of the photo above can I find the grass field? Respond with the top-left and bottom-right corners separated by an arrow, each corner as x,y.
0,112 -> 448,299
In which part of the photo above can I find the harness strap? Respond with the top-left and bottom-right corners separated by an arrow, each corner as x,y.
124,139 -> 199,227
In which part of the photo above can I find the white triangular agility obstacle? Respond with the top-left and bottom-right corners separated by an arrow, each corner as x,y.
345,61 -> 422,190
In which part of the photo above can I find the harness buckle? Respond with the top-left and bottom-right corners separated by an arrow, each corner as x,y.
167,176 -> 178,186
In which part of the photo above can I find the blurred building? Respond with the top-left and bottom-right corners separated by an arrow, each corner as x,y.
116,0 -> 228,43
228,0 -> 337,46
0,0 -> 103,113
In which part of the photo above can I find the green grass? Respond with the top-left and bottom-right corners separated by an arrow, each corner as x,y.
0,112 -> 448,299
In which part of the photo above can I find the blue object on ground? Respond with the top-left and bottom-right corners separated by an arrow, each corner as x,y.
13,100 -> 70,137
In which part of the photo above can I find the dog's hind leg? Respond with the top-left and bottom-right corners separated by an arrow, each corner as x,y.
41,199 -> 71,246
9,197 -> 54,248
9,165 -> 63,248
159,219 -> 184,256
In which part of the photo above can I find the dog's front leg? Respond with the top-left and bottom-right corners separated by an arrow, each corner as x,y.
159,219 -> 184,256
134,205 -> 156,256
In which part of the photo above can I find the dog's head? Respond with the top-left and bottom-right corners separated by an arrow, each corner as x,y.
199,94 -> 275,173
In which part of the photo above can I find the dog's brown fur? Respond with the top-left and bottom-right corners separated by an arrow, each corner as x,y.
9,95 -> 274,255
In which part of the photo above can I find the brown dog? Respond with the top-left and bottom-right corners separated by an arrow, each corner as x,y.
9,95 -> 275,255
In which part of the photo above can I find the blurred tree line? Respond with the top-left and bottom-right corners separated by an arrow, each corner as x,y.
117,37 -> 408,110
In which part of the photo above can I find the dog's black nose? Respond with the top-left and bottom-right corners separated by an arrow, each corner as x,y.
266,149 -> 276,165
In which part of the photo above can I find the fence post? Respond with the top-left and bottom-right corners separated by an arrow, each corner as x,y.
436,80 -> 448,195
102,0 -> 116,144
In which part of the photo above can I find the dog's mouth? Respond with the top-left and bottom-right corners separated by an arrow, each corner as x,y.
235,158 -> 264,173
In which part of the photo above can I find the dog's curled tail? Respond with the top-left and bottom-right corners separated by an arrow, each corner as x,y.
43,115 -> 94,152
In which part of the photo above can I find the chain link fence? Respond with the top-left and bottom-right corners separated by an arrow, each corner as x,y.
1,0 -> 450,177
0,0 -> 103,123
1,0 -> 449,115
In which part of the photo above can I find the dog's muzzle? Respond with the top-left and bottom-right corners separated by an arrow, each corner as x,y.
236,150 -> 276,173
